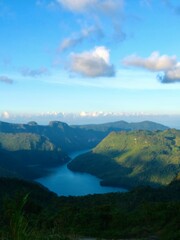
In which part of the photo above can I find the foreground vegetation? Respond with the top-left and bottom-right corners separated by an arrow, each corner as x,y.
68,129 -> 180,189
0,177 -> 180,240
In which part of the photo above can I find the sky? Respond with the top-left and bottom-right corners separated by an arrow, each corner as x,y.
1,0 -> 180,127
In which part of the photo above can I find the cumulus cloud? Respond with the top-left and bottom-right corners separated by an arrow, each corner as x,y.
158,65 -> 180,83
123,52 -> 177,71
70,46 -> 115,77
21,67 -> 49,77
0,75 -> 13,84
123,51 -> 180,84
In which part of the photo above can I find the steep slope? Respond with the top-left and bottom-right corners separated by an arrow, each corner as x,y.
0,120 -> 168,152
0,132 -> 69,179
0,120 -> 170,180
68,129 -> 180,189
0,120 -> 105,179
0,121 -> 105,152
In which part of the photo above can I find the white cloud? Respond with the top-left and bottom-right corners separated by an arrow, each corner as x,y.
123,52 -> 177,71
123,51 -> 180,84
1,111 -> 10,119
70,46 -> 115,77
158,65 -> 180,83
93,46 -> 110,64
79,111 -> 103,117
2,111 -> 180,128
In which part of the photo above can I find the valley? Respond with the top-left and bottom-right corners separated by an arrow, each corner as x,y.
0,120 -> 179,239
0,120 -> 170,182
36,149 -> 127,196
1,1 -> 180,238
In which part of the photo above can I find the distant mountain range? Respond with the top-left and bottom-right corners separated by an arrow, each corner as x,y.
0,120 -> 169,180
73,120 -> 168,132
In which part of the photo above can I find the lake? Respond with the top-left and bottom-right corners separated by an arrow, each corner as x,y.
36,149 -> 127,196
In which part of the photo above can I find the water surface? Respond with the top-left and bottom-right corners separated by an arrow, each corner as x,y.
36,149 -> 127,196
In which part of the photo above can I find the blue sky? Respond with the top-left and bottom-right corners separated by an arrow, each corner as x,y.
1,0 -> 180,126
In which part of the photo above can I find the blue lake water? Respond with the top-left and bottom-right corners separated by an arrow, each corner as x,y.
36,149 -> 127,196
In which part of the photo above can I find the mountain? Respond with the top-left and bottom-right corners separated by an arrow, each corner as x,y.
0,132 -> 69,179
0,120 -> 169,152
68,129 -> 180,189
0,120 -> 104,179
0,120 -> 169,180
0,120 -> 106,152
73,120 -> 169,132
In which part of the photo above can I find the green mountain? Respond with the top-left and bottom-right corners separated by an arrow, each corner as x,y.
0,120 -> 104,179
0,120 -> 169,180
0,120 -> 168,152
0,120 -> 105,152
68,129 -> 180,189
0,132 -> 69,179
0,177 -> 179,239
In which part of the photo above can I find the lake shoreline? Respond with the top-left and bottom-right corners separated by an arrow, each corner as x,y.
36,149 -> 127,196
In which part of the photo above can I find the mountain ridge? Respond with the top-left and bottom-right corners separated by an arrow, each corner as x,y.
72,120 -> 169,132
0,120 -> 170,180
68,129 -> 180,189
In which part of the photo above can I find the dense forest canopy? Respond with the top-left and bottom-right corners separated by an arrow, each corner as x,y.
68,129 -> 180,189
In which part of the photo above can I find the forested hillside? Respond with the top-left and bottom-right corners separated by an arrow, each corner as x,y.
0,132 -> 69,179
0,121 -> 179,239
0,120 -> 168,152
68,129 -> 180,189
0,120 -> 104,179
0,177 -> 179,240
0,120 -> 168,180
0,120 -> 105,152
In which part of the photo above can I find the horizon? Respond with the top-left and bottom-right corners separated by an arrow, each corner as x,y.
1,111 -> 180,129
1,1 -> 180,121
